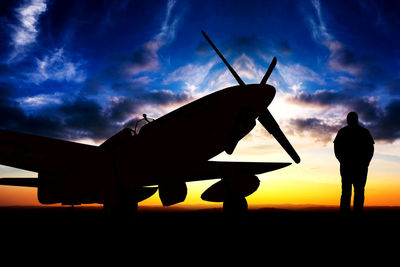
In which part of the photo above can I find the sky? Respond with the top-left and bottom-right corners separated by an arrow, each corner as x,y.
1,0 -> 400,208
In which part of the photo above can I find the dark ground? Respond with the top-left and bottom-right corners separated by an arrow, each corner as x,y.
1,206 -> 399,263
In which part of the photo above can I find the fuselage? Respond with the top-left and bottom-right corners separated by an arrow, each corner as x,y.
0,84 -> 276,206
115,84 -> 276,186
28,83 -> 276,204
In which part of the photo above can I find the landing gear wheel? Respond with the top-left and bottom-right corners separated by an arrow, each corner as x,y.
223,194 -> 248,214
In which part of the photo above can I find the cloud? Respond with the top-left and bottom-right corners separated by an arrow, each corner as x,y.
308,0 -> 331,42
275,40 -> 292,55
9,0 -> 47,61
0,83 -> 27,127
0,0 -> 191,143
17,92 -> 64,108
277,63 -> 325,92
308,0 -> 381,79
29,48 -> 86,84
111,80 -> 191,102
195,40 -> 209,55
114,0 -> 182,78
233,54 -> 264,83
0,84 -> 104,140
156,0 -> 179,44
371,100 -> 400,142
288,117 -> 341,143
0,79 -> 191,142
325,41 -> 363,76
212,54 -> 266,91
164,50 -> 265,95
325,40 -> 381,79
163,59 -> 217,92
166,33 -> 287,94
229,35 -> 266,55
164,52 -> 269,95
288,89 -> 382,121
287,89 -> 400,143
124,41 -> 161,76
289,89 -> 346,107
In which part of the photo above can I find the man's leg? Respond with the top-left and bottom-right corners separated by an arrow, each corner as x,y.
353,185 -> 364,213
340,177 -> 352,213
354,169 -> 368,213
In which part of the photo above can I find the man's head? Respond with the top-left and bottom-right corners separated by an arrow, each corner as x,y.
347,112 -> 359,127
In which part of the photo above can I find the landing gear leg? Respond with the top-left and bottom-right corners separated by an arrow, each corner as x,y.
223,193 -> 248,214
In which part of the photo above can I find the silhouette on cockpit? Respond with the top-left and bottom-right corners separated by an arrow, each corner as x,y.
334,112 -> 374,213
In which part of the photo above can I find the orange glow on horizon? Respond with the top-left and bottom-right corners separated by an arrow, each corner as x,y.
3,172 -> 400,209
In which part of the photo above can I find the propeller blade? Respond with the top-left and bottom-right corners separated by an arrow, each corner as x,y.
260,57 -> 277,85
258,109 -> 301,163
201,30 -> 245,86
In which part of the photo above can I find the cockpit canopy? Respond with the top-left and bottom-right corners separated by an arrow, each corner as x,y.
134,114 -> 154,135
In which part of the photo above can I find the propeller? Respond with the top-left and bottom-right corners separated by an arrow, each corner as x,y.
257,57 -> 300,163
260,56 -> 277,85
201,30 -> 245,86
201,30 -> 300,163
258,109 -> 301,163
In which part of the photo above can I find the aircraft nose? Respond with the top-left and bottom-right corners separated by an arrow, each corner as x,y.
251,84 -> 275,109
242,84 -> 275,116
263,84 -> 276,106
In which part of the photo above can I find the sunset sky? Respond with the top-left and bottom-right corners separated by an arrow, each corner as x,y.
1,0 -> 400,208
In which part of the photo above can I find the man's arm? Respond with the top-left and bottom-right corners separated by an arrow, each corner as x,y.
334,141 -> 343,163
366,143 -> 374,166
333,129 -> 343,163
364,128 -> 375,166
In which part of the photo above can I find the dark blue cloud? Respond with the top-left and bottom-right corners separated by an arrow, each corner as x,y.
0,0 -> 191,141
289,117 -> 341,143
289,89 -> 400,143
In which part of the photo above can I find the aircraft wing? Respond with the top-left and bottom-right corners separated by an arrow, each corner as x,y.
0,129 -> 99,173
0,177 -> 38,187
144,161 -> 291,206
186,161 -> 291,182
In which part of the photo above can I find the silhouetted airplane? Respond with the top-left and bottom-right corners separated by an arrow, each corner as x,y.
0,31 -> 300,214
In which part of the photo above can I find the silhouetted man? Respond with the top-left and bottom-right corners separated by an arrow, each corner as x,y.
334,112 -> 374,213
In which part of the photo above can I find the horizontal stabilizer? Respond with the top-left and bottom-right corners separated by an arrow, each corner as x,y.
0,129 -> 98,172
0,178 -> 38,187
